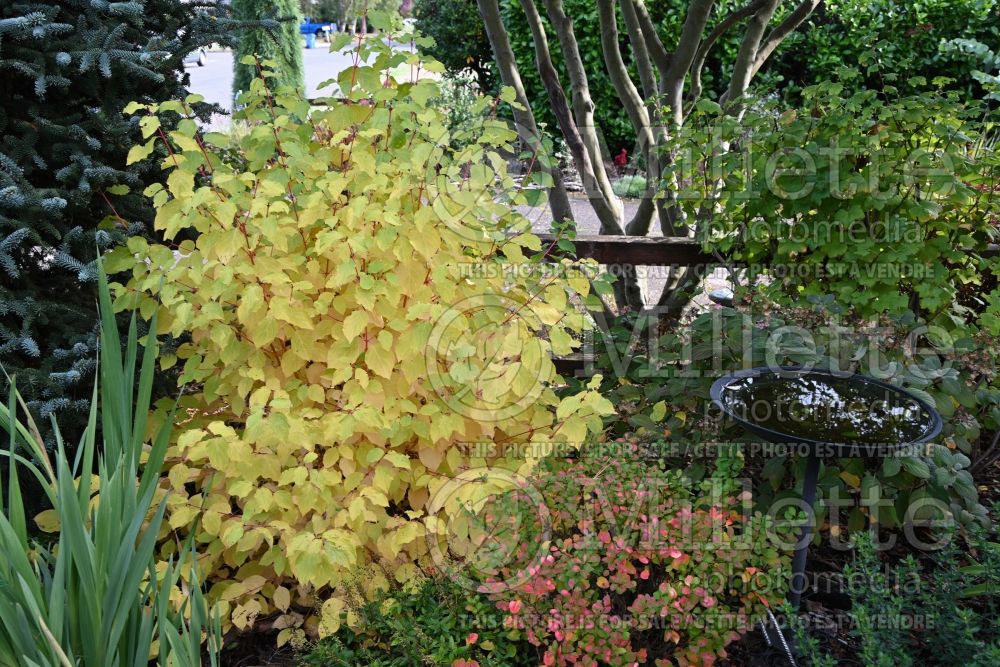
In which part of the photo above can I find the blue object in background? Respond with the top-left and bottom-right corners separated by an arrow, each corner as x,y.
305,32 -> 316,49
300,16 -> 333,38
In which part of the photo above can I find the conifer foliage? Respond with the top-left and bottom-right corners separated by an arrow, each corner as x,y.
0,1 -> 232,438
232,0 -> 304,102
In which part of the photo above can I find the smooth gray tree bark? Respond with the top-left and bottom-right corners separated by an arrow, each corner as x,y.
477,0 -> 820,316
476,0 -> 575,226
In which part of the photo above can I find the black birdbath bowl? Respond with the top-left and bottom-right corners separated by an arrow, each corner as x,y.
711,366 -> 941,607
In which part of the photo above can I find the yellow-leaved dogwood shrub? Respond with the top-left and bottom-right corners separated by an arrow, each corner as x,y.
110,42 -> 614,639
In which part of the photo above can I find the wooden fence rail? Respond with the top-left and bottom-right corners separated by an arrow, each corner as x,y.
532,235 -> 1000,265
533,235 -> 999,375
532,234 -> 718,266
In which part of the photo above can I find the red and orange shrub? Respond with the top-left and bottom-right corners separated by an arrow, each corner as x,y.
477,440 -> 794,666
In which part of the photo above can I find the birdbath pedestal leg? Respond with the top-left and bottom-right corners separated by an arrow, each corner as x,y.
789,453 -> 820,608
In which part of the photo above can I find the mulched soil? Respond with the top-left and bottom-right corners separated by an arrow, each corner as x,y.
721,457 -> 1000,667
218,631 -> 296,667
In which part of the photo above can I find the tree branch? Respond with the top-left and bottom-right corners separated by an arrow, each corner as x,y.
631,0 -> 672,82
664,0 -> 717,124
596,0 -> 651,138
625,195 -> 656,235
620,0 -> 658,102
619,0 -> 675,235
517,0 -> 624,234
541,1 -> 612,170
476,0 -> 576,225
750,0 -> 821,79
723,0 -> 780,108
686,0 -> 767,111
536,0 -> 623,228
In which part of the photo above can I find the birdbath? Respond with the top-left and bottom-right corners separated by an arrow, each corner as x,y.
711,366 -> 941,607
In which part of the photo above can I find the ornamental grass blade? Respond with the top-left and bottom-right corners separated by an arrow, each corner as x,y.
0,255 -> 219,667
0,370 -> 54,490
97,256 -> 128,464
104,500 -> 168,656
74,371 -> 99,508
54,454 -> 101,665
130,307 -> 158,465
0,518 -> 44,614
6,376 -> 26,544
12,383 -> 54,484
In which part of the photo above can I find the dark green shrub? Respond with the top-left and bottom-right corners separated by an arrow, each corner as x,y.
306,0 -> 346,24
415,0 -> 497,93
670,73 -> 1000,334
437,68 -> 491,149
298,576 -> 536,666
941,37 -> 1000,101
787,528 -> 1000,667
488,1 -> 997,156
771,0 -> 1000,101
569,298 -> 997,532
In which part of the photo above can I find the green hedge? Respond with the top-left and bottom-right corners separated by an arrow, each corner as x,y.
419,0 -> 1000,154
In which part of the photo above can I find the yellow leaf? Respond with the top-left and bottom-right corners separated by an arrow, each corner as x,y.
271,300 -> 314,330
232,600 -> 262,631
276,628 -> 305,648
318,597 -> 346,638
343,311 -> 369,340
166,169 -> 194,198
167,463 -> 190,490
365,345 -> 395,379
126,139 -> 155,165
840,471 -> 861,489
383,451 -> 411,469
202,509 -> 222,535
220,521 -> 244,548
273,586 -> 292,612
419,446 -> 443,471
34,509 -> 60,533
220,581 -> 247,602
307,384 -> 326,404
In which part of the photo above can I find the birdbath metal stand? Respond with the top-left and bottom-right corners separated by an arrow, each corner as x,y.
711,366 -> 942,608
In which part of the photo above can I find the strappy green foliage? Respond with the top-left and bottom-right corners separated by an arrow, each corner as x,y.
0,262 -> 220,667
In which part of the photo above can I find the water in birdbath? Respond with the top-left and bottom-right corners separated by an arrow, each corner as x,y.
719,373 -> 933,444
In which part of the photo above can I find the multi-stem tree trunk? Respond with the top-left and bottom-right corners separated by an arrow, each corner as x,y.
478,0 -> 643,310
478,0 -> 575,226
477,0 -> 821,315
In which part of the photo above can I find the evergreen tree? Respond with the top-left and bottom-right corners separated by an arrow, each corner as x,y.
0,1 -> 234,441
232,0 -> 305,102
